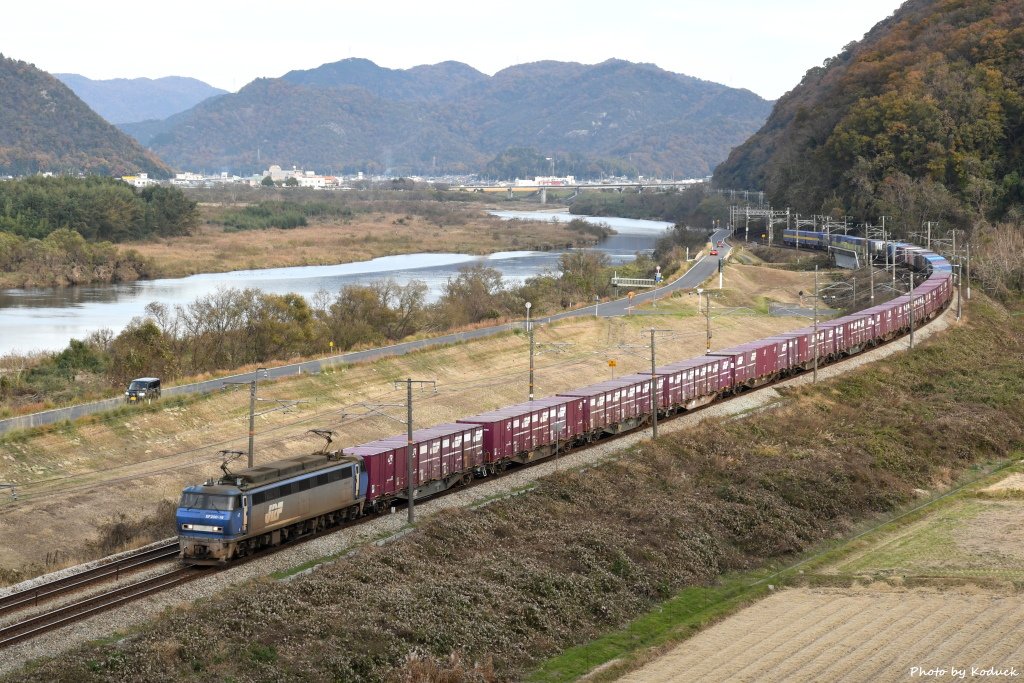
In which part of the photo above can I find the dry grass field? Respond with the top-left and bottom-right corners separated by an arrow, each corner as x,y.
618,586 -> 1024,683
129,207 -> 599,278
0,262 -> 812,575
617,471 -> 1024,683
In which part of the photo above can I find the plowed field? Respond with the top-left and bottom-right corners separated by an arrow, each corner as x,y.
618,586 -> 1024,682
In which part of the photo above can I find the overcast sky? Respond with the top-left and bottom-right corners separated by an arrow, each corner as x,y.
3,0 -> 905,100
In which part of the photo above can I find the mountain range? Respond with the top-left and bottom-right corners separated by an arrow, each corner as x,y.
713,0 -> 1024,224
125,58 -> 773,178
0,55 -> 171,178
55,74 -> 227,124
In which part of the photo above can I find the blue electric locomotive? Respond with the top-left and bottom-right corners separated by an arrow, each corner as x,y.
177,452 -> 367,564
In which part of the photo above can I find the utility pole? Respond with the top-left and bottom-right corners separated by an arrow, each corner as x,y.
893,247 -> 897,293
526,302 -> 534,401
224,368 -> 268,468
956,263 -> 963,320
247,379 -> 257,468
882,218 -> 889,277
648,328 -> 672,439
407,379 -> 414,523
966,243 -> 971,300
813,266 -> 819,384
869,259 -> 875,302
395,378 -> 436,524
908,283 -> 915,350
705,292 -> 712,354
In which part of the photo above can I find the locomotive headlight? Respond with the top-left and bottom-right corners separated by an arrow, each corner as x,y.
181,523 -> 223,533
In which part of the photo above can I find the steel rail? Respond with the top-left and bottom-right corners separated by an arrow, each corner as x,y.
0,566 -> 204,649
0,541 -> 180,617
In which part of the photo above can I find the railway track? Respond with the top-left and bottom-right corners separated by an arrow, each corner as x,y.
0,541 -> 180,619
0,294 -> 952,651
0,565 -> 205,649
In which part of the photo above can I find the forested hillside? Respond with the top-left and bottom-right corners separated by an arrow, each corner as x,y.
136,58 -> 772,178
0,55 -> 172,177
714,0 -> 1024,228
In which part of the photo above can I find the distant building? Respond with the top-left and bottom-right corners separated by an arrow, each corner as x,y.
513,175 -> 577,187
121,172 -> 155,188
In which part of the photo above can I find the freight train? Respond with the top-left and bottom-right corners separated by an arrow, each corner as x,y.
177,232 -> 954,564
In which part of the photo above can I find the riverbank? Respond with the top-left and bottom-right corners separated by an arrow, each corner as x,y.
129,204 -> 593,279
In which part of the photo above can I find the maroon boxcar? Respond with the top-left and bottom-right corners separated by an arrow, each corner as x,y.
654,355 -> 731,410
843,313 -> 874,351
458,396 -> 584,464
709,338 -> 786,387
345,422 -> 484,506
761,335 -> 805,373
558,375 -> 655,436
861,304 -> 896,340
778,324 -> 837,368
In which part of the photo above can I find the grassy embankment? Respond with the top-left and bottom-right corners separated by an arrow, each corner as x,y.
4,288 -> 1021,680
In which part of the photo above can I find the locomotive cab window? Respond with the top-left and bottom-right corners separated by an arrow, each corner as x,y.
180,493 -> 239,511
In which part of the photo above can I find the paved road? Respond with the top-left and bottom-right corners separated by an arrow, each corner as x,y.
0,229 -> 731,436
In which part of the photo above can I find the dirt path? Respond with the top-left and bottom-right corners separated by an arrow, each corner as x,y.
618,587 -> 1024,682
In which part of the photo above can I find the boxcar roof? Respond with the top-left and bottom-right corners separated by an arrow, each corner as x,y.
460,396 -> 576,422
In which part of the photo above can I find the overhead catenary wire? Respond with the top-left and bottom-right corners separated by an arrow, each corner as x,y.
2,302 -> 800,504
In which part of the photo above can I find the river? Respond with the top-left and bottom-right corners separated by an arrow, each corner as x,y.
0,210 -> 672,355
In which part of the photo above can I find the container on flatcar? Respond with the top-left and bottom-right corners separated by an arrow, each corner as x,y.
458,396 -> 584,463
760,336 -> 804,372
614,372 -> 665,413
777,325 -> 836,368
840,313 -> 875,351
709,338 -> 786,387
345,422 -> 484,505
557,375 -> 656,436
653,355 -> 731,411
345,442 -> 402,504
815,314 -> 874,357
860,303 -> 895,340
602,377 -> 652,424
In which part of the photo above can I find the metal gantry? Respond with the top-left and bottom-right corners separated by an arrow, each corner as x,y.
730,205 -> 791,246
